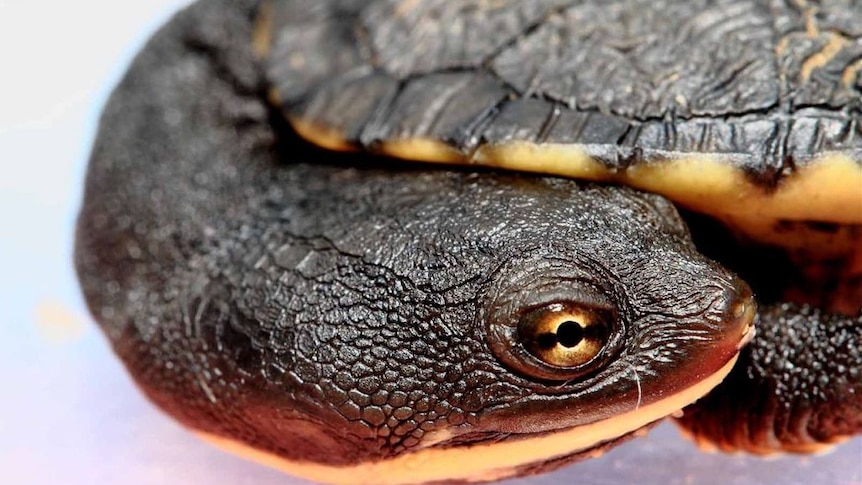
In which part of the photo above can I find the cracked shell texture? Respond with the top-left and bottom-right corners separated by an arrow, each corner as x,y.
267,0 -> 862,178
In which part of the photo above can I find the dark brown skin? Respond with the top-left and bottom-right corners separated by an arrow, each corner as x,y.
678,213 -> 862,451
76,0 -> 751,476
679,304 -> 862,453
262,0 -> 862,453
75,0 -> 861,481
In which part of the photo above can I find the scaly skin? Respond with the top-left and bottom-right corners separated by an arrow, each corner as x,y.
678,304 -> 862,454
75,1 -> 752,482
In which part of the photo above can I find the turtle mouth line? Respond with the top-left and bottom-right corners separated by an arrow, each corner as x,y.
193,357 -> 740,485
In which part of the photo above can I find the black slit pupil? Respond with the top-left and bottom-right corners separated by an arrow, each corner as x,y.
556,321 -> 584,348
535,321 -> 585,349
536,332 -> 557,349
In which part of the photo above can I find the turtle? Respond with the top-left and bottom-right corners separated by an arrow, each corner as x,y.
73,0 -> 862,484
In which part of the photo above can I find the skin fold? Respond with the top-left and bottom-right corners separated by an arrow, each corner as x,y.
678,304 -> 862,454
676,213 -> 862,452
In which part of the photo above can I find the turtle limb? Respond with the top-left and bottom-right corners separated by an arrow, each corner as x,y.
674,303 -> 862,454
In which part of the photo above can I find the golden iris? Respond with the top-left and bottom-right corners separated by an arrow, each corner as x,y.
518,303 -> 609,368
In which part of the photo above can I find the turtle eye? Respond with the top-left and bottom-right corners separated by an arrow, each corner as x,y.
518,303 -> 610,368
483,259 -> 625,382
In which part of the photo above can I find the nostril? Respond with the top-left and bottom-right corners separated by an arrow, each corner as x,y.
725,276 -> 757,346
731,299 -> 748,320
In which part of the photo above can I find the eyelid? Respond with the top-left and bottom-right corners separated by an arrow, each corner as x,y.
519,279 -> 614,313
485,281 -> 623,382
483,253 -> 626,382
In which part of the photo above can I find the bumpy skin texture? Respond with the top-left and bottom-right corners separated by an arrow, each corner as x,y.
268,0 -> 862,182
673,213 -> 862,452
76,0 -> 750,472
263,0 -> 862,454
678,304 -> 862,453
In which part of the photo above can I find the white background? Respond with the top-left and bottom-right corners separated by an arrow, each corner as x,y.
0,1 -> 859,484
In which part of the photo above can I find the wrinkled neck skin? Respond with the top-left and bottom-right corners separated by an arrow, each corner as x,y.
75,1 -> 752,484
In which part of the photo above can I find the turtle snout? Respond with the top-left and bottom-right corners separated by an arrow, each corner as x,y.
722,277 -> 757,350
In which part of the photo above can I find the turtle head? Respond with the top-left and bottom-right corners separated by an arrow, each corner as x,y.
476,202 -> 756,436
187,173 -> 755,485
417,179 -> 757,463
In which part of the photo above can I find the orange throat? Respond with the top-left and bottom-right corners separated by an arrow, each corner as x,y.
195,356 -> 740,485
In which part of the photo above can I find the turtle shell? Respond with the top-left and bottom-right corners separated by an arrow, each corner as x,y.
255,0 -> 862,227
